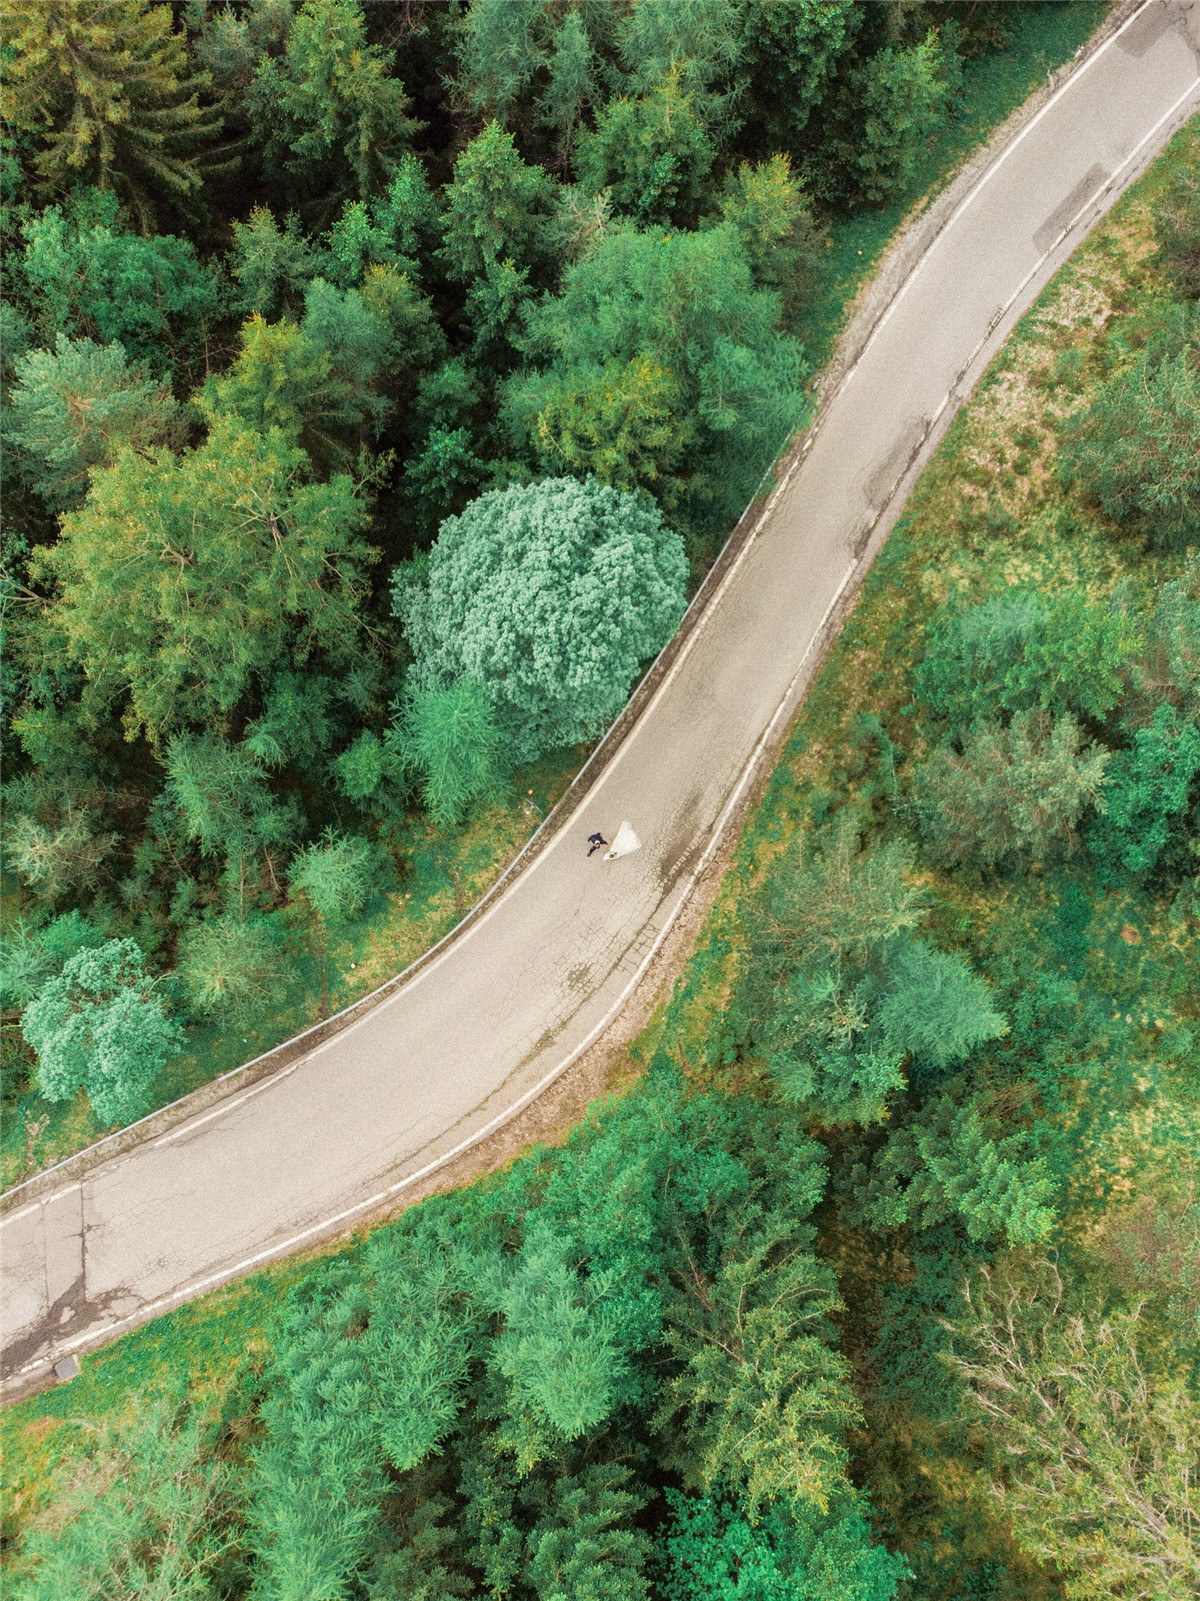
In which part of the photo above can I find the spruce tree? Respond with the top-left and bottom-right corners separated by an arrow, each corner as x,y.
2,0 -> 222,225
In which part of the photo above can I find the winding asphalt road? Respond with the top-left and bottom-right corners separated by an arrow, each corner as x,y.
4,0 -> 1199,1397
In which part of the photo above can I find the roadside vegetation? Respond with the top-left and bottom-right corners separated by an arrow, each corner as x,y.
4,42 -> 1197,1601
0,0 -> 1106,1183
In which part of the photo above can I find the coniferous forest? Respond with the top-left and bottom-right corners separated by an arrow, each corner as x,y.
2,4 -> 1199,1600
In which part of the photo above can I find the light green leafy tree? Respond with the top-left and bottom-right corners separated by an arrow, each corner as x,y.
912,711 -> 1111,869
391,679 -> 506,828
396,477 -> 687,763
21,936 -> 183,1124
37,421 -> 375,746
946,1261 -> 1200,1600
246,0 -> 417,212
6,333 -> 180,509
0,0 -> 221,225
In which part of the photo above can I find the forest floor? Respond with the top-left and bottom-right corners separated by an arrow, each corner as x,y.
4,82 -> 1192,1601
0,0 -> 1106,1190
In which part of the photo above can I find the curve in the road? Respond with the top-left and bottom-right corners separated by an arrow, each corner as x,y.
4,0 -> 1199,1399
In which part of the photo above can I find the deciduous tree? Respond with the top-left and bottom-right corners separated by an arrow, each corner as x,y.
396,477 -> 687,763
37,422 -> 375,746
22,936 -> 183,1124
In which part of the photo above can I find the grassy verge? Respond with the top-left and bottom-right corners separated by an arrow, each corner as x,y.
0,2 -> 1107,1189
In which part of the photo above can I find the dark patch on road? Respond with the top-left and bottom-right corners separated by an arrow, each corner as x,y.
1118,1 -> 1182,58
1,1274 -> 135,1378
1033,164 -> 1109,251
656,795 -> 707,894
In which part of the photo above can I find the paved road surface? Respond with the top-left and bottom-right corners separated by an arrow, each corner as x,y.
4,0 -> 1199,1395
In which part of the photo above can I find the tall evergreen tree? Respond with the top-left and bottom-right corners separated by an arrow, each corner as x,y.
246,0 -> 417,213
1,0 -> 222,226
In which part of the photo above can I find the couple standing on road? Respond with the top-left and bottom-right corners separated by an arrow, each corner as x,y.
587,822 -> 641,860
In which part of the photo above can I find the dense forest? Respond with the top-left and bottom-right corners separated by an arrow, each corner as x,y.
0,0 -> 1090,1174
3,4 -> 1199,1601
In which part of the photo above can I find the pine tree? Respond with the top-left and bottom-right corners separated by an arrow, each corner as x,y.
912,711 -> 1110,869
874,936 -> 1007,1074
177,912 -> 288,1023
11,1397 -> 240,1601
717,155 -> 825,312
1058,320 -> 1200,548
576,65 -> 715,226
1,0 -> 222,225
492,1223 -> 632,1439
362,1230 -> 477,1473
538,11 -> 595,152
288,829 -> 379,1014
1087,703 -> 1200,877
390,680 -> 505,828
914,589 -> 1140,733
525,1465 -> 652,1601
826,28 -> 962,206
507,224 -> 805,520
7,334 -> 181,508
